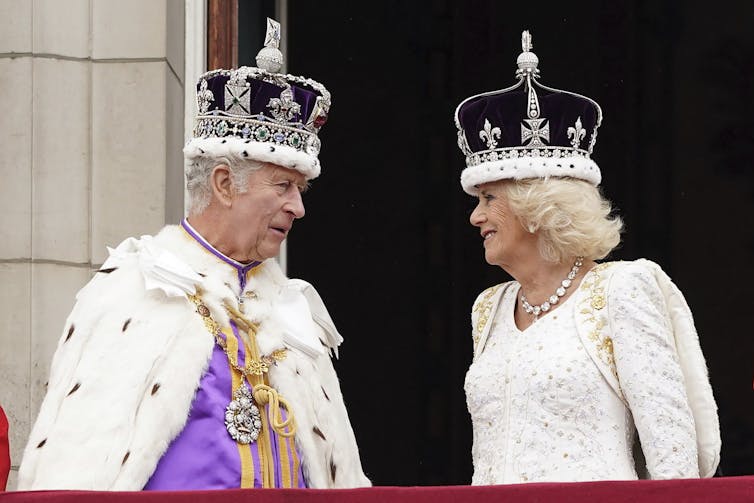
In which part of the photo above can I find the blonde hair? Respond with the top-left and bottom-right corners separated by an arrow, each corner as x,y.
504,177 -> 623,263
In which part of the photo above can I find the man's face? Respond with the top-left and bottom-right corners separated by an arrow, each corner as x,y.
229,163 -> 307,262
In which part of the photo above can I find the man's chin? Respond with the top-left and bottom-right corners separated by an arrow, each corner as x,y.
256,244 -> 283,262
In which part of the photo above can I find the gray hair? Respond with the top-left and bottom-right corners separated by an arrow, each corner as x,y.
185,155 -> 265,215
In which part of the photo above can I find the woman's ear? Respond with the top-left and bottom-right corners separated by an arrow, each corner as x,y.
210,164 -> 234,207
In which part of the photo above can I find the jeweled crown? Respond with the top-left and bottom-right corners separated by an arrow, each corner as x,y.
185,18 -> 331,180
454,30 -> 603,194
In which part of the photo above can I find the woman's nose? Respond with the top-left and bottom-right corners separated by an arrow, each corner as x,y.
470,204 -> 485,226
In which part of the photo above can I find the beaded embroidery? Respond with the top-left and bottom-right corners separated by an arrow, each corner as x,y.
576,263 -> 622,387
472,284 -> 503,348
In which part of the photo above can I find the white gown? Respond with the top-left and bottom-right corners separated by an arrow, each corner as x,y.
465,261 -> 700,484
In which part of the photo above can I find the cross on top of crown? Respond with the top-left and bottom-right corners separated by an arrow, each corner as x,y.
264,18 -> 281,49
522,30 -> 532,52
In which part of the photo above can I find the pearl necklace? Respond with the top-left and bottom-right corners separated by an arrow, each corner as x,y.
521,256 -> 584,320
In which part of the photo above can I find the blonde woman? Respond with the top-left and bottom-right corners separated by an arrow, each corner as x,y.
454,32 -> 719,484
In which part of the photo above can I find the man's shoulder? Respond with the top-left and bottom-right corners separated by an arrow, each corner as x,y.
77,225 -> 184,304
74,262 -> 153,316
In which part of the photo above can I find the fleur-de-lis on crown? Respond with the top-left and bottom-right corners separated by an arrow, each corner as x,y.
267,86 -> 301,122
567,116 -> 586,149
197,79 -> 214,114
479,118 -> 502,149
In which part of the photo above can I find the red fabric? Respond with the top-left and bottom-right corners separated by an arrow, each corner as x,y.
0,407 -> 9,492
1,477 -> 753,502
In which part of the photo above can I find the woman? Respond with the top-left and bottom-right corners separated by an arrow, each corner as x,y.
454,32 -> 720,484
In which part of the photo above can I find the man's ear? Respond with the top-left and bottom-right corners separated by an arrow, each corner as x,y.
210,164 -> 234,207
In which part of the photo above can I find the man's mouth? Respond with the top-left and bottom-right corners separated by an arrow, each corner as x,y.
482,229 -> 496,240
271,225 -> 291,236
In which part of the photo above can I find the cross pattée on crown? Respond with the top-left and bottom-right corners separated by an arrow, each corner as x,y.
521,118 -> 550,147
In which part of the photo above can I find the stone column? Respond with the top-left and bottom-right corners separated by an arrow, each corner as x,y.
0,0 -> 185,489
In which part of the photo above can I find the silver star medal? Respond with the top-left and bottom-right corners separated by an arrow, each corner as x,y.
225,383 -> 262,444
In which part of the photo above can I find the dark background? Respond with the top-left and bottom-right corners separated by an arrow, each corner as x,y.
239,0 -> 754,485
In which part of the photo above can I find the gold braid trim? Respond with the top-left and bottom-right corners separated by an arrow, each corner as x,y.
188,291 -> 297,438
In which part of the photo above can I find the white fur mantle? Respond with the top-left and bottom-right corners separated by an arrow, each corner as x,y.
17,225 -> 370,490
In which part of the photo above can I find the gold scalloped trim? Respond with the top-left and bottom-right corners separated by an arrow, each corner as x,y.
187,292 -> 287,376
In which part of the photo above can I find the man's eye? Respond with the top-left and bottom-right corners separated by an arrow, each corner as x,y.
483,194 -> 494,201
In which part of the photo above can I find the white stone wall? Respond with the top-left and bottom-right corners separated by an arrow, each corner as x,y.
0,0 -> 185,489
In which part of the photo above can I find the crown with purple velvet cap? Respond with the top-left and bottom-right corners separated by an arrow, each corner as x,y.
454,30 -> 603,195
184,18 -> 331,180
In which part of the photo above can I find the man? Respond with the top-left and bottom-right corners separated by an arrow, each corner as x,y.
18,19 -> 369,491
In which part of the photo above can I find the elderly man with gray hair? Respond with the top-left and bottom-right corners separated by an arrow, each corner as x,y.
18,19 -> 369,491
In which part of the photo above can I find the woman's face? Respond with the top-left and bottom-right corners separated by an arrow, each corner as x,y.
469,181 -> 536,268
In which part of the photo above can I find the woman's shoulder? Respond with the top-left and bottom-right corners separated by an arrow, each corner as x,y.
469,281 -> 516,351
472,281 -> 516,308
590,258 -> 668,286
590,259 -> 677,311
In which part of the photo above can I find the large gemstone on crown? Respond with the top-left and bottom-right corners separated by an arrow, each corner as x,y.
313,112 -> 328,129
215,121 -> 229,136
288,132 -> 302,148
255,126 -> 270,141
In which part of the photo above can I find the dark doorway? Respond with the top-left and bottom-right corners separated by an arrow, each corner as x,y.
233,0 -> 754,485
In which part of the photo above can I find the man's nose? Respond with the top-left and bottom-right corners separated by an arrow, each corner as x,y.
286,190 -> 305,218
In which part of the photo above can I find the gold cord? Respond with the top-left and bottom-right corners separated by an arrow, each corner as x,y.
187,291 -> 297,438
253,384 -> 295,437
